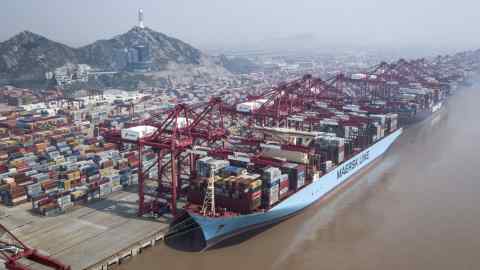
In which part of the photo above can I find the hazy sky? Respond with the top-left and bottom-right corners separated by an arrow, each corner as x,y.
1,0 -> 479,52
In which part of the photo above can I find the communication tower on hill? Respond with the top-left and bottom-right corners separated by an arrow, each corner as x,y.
138,8 -> 145,29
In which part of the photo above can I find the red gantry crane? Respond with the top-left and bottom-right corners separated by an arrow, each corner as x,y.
230,74 -> 348,128
104,97 -> 228,217
0,224 -> 70,270
101,57 -> 467,218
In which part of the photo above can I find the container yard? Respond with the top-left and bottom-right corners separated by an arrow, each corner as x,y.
0,57 -> 474,268
0,91 -> 176,270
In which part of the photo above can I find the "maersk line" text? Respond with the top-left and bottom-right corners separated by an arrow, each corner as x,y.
337,151 -> 370,179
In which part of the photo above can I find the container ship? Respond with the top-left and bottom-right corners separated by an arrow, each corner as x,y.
163,72 -> 453,249
100,59 -> 461,250
165,104 -> 422,249
393,87 -> 446,125
171,127 -> 402,249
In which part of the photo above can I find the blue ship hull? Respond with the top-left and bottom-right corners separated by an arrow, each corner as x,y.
176,128 -> 403,249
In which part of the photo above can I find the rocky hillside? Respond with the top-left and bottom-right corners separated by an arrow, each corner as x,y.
215,54 -> 260,74
0,27 -> 225,84
78,26 -> 203,71
0,31 -> 80,82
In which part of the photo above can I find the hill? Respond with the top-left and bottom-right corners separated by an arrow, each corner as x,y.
0,31 -> 80,82
78,26 -> 203,71
0,27 -> 231,86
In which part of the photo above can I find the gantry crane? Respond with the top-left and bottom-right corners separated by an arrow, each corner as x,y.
104,97 -> 228,217
101,56 -> 468,218
0,224 -> 70,270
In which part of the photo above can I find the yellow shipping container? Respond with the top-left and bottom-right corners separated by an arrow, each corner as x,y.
215,177 -> 226,187
63,180 -> 72,191
66,170 -> 80,181
71,190 -> 86,200
56,158 -> 65,165
58,179 -> 72,190
69,141 -> 79,147
100,168 -> 112,177
249,179 -> 262,190
35,143 -> 47,151
7,140 -> 17,146
11,160 -> 22,167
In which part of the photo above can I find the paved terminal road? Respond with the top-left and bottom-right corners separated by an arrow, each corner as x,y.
118,84 -> 480,270
0,189 -> 168,270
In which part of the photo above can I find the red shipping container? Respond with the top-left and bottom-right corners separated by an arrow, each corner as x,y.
41,180 -> 58,190
247,190 -> 262,200
279,179 -> 289,189
0,164 -> 8,173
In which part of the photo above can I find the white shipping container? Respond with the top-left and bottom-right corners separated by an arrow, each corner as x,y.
60,202 -> 74,210
298,177 -> 305,188
3,177 -> 15,184
175,117 -> 190,129
279,186 -> 289,196
207,159 -> 230,170
12,195 -> 28,203
351,73 -> 367,80
266,184 -> 279,206
130,174 -> 139,185
343,104 -> 361,112
27,184 -> 42,196
236,102 -> 261,113
338,150 -> 345,164
387,81 -> 399,85
57,195 -> 71,205
100,183 -> 112,197
112,185 -> 123,193
325,160 -> 334,172
263,167 -> 282,181
121,125 -> 158,141
390,119 -> 398,132
261,145 -> 309,164
370,114 -> 387,126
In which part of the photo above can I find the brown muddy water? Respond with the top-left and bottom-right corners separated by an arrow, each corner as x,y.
119,85 -> 480,270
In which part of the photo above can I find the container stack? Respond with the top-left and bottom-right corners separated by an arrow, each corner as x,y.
57,192 -> 73,211
196,156 -> 212,177
386,113 -> 398,133
313,136 -> 345,165
261,167 -> 281,207
278,174 -> 289,200
281,163 -> 306,191
197,157 -> 230,177
222,165 -> 247,177
190,156 -> 311,213
0,132 -> 140,215
188,172 -> 263,214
